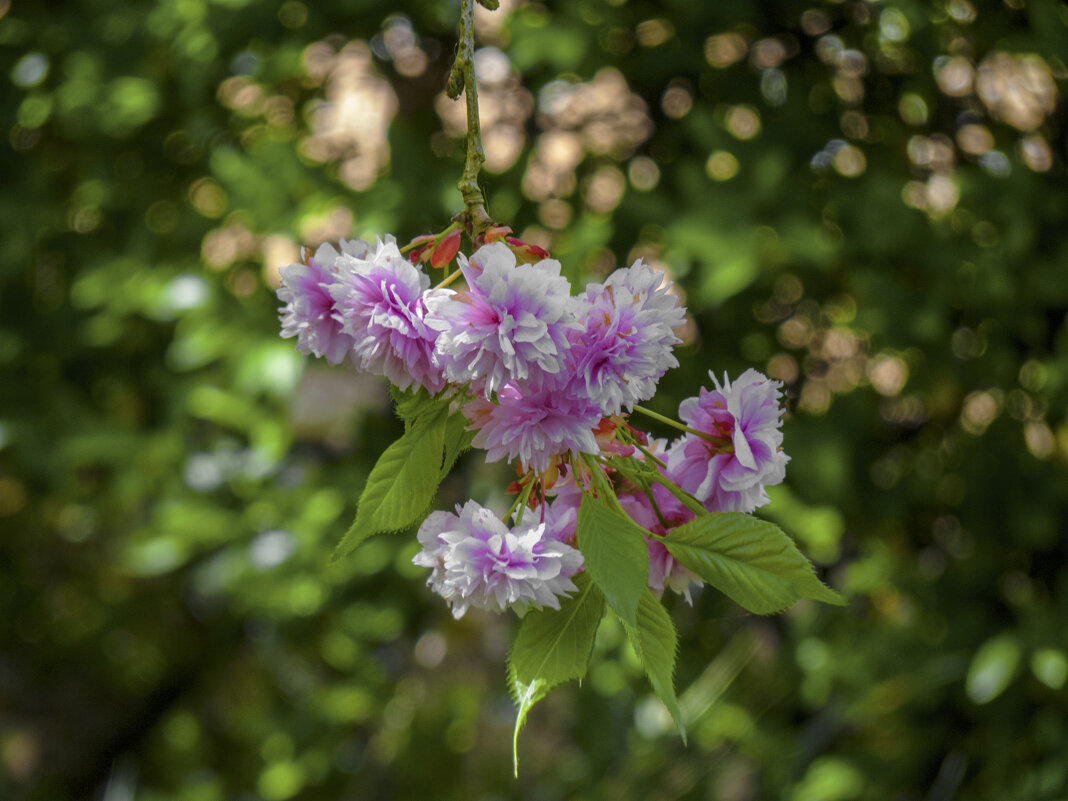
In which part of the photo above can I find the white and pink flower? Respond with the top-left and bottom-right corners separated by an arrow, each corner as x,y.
328,236 -> 445,394
567,259 -> 685,415
412,500 -> 583,619
462,380 -> 602,475
277,239 -> 370,365
424,242 -> 577,396
668,369 -> 789,513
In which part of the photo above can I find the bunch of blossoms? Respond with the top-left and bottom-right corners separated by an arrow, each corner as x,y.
276,0 -> 844,774
277,226 -> 843,755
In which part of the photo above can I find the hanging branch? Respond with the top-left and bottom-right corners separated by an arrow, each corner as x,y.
447,0 -> 494,240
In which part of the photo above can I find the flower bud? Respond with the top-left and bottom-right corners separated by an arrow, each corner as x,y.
624,423 -> 649,446
409,243 -> 432,264
430,229 -> 462,269
405,234 -> 435,248
483,225 -> 513,244
506,236 -> 551,263
594,417 -> 635,457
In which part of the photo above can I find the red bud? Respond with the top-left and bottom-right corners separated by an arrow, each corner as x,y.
593,417 -> 616,436
430,229 -> 462,269
624,423 -> 649,446
410,243 -> 434,264
405,233 -> 434,249
484,225 -> 513,243
506,237 -> 551,263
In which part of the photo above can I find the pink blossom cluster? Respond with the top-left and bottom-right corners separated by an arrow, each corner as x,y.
412,500 -> 583,620
277,234 -> 790,617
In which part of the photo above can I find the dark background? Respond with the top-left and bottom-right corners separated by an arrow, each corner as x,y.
2,0 -> 1067,798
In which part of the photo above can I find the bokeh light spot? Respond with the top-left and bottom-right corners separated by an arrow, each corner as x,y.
898,93 -> 928,126
934,56 -> 974,97
1018,134 -> 1052,172
1024,422 -> 1054,459
278,1 -> 307,28
832,144 -> 866,177
800,10 -> 831,36
868,355 -> 908,396
960,389 -> 1002,435
705,151 -> 739,181
705,33 -> 748,68
584,166 -> 626,214
956,124 -> 994,155
636,18 -> 674,48
11,52 -> 49,88
661,83 -> 693,119
725,105 -> 761,140
628,156 -> 660,191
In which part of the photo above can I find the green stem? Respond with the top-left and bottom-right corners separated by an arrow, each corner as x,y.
400,222 -> 460,255
633,441 -> 667,469
581,453 -> 611,498
506,492 -> 522,521
633,404 -> 732,449
450,0 -> 493,240
649,473 -> 707,519
399,238 -> 430,255
583,453 -> 637,521
434,267 -> 464,290
643,486 -> 671,531
512,478 -> 534,526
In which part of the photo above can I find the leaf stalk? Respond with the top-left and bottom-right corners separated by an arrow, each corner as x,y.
633,405 -> 732,450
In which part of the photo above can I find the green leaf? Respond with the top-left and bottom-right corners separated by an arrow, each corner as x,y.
388,384 -> 446,431
508,573 -> 604,775
620,590 -> 686,742
576,491 -> 649,627
661,513 -> 846,614
605,454 -> 658,492
334,405 -> 448,558
440,410 -> 475,479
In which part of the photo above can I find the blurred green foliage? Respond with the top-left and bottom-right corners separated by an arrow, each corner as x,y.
2,0 -> 1067,799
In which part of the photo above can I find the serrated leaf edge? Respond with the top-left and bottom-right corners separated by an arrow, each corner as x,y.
620,591 -> 686,744
659,513 -> 846,614
507,576 -> 603,775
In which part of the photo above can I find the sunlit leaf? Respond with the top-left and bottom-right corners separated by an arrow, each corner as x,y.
441,410 -> 475,478
389,384 -> 447,431
619,590 -> 686,742
576,491 -> 650,627
661,513 -> 845,614
335,405 -> 448,557
508,573 -> 604,774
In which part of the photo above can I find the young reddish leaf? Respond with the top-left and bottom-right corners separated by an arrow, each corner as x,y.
430,229 -> 462,269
